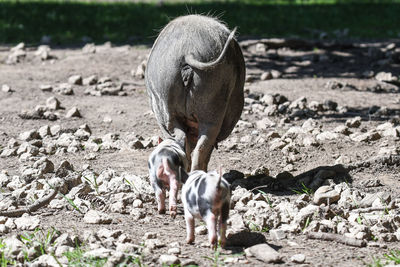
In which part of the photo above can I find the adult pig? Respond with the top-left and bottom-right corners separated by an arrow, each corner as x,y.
145,14 -> 245,171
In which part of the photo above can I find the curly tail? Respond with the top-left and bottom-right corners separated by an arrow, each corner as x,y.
184,27 -> 237,70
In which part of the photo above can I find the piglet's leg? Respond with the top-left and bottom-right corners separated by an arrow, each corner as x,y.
155,188 -> 166,214
219,220 -> 227,248
184,209 -> 195,244
205,213 -> 218,248
169,176 -> 179,218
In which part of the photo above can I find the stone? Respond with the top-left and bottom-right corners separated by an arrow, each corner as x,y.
46,96 -> 61,110
15,214 -> 40,230
66,107 -> 81,118
135,60 -> 147,79
313,185 -> 340,205
245,243 -> 282,263
2,84 -> 12,93
144,232 -> 157,239
83,210 -> 112,224
33,157 -> 54,174
291,254 -> 306,263
1,148 -> 17,157
269,229 -> 287,240
334,125 -> 351,135
260,72 -> 272,80
158,255 -> 180,265
55,83 -> 74,95
83,75 -> 98,85
19,129 -> 40,141
168,247 -> 181,255
195,225 -> 208,235
346,116 -> 362,128
68,75 -> 82,85
375,72 -> 398,83
255,117 -> 275,129
351,131 -> 381,142
82,43 -> 96,53
316,131 -> 339,141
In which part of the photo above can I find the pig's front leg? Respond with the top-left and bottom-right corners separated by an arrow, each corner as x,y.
169,176 -> 179,218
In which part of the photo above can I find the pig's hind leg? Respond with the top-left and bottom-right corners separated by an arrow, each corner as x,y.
219,201 -> 230,248
184,208 -> 195,244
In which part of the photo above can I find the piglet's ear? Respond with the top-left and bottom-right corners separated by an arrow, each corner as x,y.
158,137 -> 163,144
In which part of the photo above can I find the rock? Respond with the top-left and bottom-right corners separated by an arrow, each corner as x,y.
195,225 -> 208,235
255,43 -> 267,52
168,247 -> 181,255
35,45 -> 52,60
359,192 -> 391,208
55,83 -> 74,95
19,129 -> 40,141
316,131 -> 339,141
181,259 -> 198,266
269,229 -> 287,240
134,60 -> 147,79
46,96 -> 61,110
245,243 -> 282,263
144,232 -> 157,239
1,148 -> 17,157
15,214 -> 40,230
323,100 -> 338,111
334,125 -> 351,135
313,185 -> 340,205
82,43 -> 96,53
375,72 -> 398,83
83,75 -> 98,85
83,210 -> 112,224
2,84 -> 12,93
345,116 -> 362,128
68,75 -> 82,85
260,72 -> 273,80
158,255 -> 180,265
255,117 -> 275,129
290,254 -> 306,263
66,107 -> 81,118
351,131 -> 381,142
33,157 -> 54,174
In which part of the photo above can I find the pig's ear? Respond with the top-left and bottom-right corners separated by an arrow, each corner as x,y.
158,137 -> 163,144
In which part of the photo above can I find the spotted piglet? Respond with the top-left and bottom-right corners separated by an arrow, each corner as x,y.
148,138 -> 188,218
181,169 -> 231,247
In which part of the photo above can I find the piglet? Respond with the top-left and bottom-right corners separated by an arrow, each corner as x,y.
181,169 -> 231,247
148,138 -> 188,218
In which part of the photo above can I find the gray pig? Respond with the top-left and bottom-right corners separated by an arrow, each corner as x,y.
148,138 -> 188,218
145,14 -> 245,171
181,169 -> 231,247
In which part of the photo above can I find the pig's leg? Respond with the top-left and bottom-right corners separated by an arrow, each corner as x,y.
219,201 -> 230,247
169,176 -> 179,218
205,212 -> 218,247
155,188 -> 166,214
191,125 -> 219,171
184,209 -> 195,244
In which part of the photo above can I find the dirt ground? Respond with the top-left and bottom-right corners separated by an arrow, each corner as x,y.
1,37 -> 400,266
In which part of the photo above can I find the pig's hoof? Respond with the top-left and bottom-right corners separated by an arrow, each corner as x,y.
169,206 -> 177,218
186,238 -> 194,244
158,209 -> 166,214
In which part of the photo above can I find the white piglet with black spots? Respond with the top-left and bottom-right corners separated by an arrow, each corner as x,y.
148,138 -> 188,218
181,170 -> 231,247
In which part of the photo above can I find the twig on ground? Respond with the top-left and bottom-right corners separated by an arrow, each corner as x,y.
306,232 -> 366,247
0,189 -> 58,217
